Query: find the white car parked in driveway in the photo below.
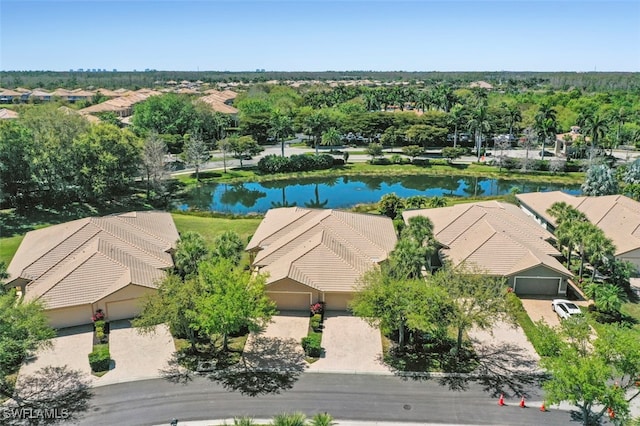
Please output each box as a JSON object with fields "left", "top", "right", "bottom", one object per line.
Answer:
{"left": 552, "top": 299, "right": 582, "bottom": 319}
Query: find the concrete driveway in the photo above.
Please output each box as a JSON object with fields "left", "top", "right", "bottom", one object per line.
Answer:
{"left": 19, "top": 325, "right": 94, "bottom": 382}
{"left": 20, "top": 321, "right": 175, "bottom": 387}
{"left": 96, "top": 320, "right": 175, "bottom": 386}
{"left": 307, "top": 313, "right": 388, "bottom": 374}
{"left": 469, "top": 319, "right": 540, "bottom": 374}
{"left": 520, "top": 296, "right": 589, "bottom": 328}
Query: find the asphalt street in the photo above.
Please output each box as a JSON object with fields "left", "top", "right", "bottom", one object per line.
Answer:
{"left": 79, "top": 373, "right": 578, "bottom": 426}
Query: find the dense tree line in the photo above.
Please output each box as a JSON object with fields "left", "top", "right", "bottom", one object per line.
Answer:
{"left": 2, "top": 70, "right": 639, "bottom": 91}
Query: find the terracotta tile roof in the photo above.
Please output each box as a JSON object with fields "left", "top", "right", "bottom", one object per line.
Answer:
{"left": 403, "top": 201, "right": 571, "bottom": 277}
{"left": 8, "top": 211, "right": 179, "bottom": 310}
{"left": 198, "top": 90, "right": 238, "bottom": 114}
{"left": 0, "top": 108, "right": 19, "bottom": 119}
{"left": 247, "top": 208, "right": 397, "bottom": 292}
{"left": 79, "top": 91, "right": 159, "bottom": 115}
{"left": 517, "top": 192, "right": 640, "bottom": 256}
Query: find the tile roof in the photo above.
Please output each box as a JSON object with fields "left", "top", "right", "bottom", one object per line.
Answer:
{"left": 517, "top": 192, "right": 640, "bottom": 256}
{"left": 403, "top": 201, "right": 571, "bottom": 277}
{"left": 247, "top": 208, "right": 397, "bottom": 292}
{"left": 197, "top": 90, "right": 238, "bottom": 114}
{"left": 8, "top": 211, "right": 179, "bottom": 310}
{"left": 0, "top": 108, "right": 19, "bottom": 119}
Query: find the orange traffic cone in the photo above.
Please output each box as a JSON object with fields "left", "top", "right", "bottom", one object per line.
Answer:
{"left": 498, "top": 393, "right": 505, "bottom": 406}
{"left": 540, "top": 402, "right": 547, "bottom": 412}
{"left": 608, "top": 407, "right": 615, "bottom": 419}
{"left": 519, "top": 396, "right": 526, "bottom": 408}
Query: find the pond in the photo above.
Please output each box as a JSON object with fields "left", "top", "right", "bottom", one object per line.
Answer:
{"left": 176, "top": 175, "right": 581, "bottom": 214}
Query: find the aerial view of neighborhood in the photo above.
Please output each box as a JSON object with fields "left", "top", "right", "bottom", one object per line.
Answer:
{"left": 1, "top": 1, "right": 640, "bottom": 425}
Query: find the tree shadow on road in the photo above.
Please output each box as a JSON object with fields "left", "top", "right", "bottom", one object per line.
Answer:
{"left": 207, "top": 336, "right": 307, "bottom": 397}
{"left": 7, "top": 366, "right": 93, "bottom": 426}
{"left": 159, "top": 335, "right": 307, "bottom": 397}
{"left": 395, "top": 340, "right": 544, "bottom": 399}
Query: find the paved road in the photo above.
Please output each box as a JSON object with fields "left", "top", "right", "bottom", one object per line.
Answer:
{"left": 80, "top": 373, "right": 575, "bottom": 426}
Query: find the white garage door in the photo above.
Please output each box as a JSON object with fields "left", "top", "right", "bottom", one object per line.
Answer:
{"left": 514, "top": 277, "right": 560, "bottom": 296}
{"left": 47, "top": 305, "right": 94, "bottom": 329}
{"left": 106, "top": 299, "right": 142, "bottom": 321}
{"left": 267, "top": 292, "right": 311, "bottom": 311}
{"left": 324, "top": 293, "right": 353, "bottom": 311}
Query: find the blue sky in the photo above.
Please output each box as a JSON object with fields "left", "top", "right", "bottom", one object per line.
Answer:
{"left": 1, "top": 1, "right": 639, "bottom": 72}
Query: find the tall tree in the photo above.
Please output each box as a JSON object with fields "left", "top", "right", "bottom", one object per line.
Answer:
{"left": 579, "top": 112, "right": 609, "bottom": 162}
{"left": 184, "top": 133, "right": 210, "bottom": 182}
{"left": 321, "top": 127, "right": 341, "bottom": 148}
{"left": 351, "top": 267, "right": 450, "bottom": 349}
{"left": 195, "top": 258, "right": 276, "bottom": 352}
{"left": 133, "top": 274, "right": 202, "bottom": 351}
{"left": 534, "top": 104, "right": 558, "bottom": 159}
{"left": 468, "top": 104, "right": 491, "bottom": 161}
{"left": 141, "top": 132, "right": 168, "bottom": 200}
{"left": 72, "top": 123, "right": 142, "bottom": 201}
{"left": 269, "top": 110, "right": 294, "bottom": 157}
{"left": 448, "top": 104, "right": 466, "bottom": 148}
{"left": 0, "top": 121, "right": 35, "bottom": 207}
{"left": 228, "top": 135, "right": 263, "bottom": 168}
{"left": 430, "top": 264, "right": 506, "bottom": 360}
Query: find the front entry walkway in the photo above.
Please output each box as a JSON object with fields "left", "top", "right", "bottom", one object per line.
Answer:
{"left": 307, "top": 312, "right": 389, "bottom": 374}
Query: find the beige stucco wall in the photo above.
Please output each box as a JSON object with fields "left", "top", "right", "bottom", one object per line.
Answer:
{"left": 95, "top": 285, "right": 156, "bottom": 313}
{"left": 268, "top": 278, "right": 320, "bottom": 300}
{"left": 617, "top": 249, "right": 640, "bottom": 272}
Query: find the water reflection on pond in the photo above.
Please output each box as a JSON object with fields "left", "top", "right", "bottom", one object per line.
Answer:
{"left": 177, "top": 175, "right": 581, "bottom": 214}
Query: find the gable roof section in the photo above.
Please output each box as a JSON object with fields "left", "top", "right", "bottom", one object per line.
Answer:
{"left": 247, "top": 208, "right": 397, "bottom": 292}
{"left": 403, "top": 201, "right": 571, "bottom": 277}
{"left": 8, "top": 211, "right": 178, "bottom": 309}
{"left": 516, "top": 192, "right": 640, "bottom": 256}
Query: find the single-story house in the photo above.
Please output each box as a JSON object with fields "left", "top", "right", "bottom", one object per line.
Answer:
{"left": 403, "top": 201, "right": 573, "bottom": 296}
{"left": 246, "top": 207, "right": 397, "bottom": 311}
{"left": 5, "top": 211, "right": 179, "bottom": 328}
{"left": 517, "top": 191, "right": 640, "bottom": 270}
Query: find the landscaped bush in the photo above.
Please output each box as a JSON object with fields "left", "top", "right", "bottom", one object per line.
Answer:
{"left": 390, "top": 154, "right": 408, "bottom": 164}
{"left": 257, "top": 154, "right": 336, "bottom": 174}
{"left": 369, "top": 157, "right": 391, "bottom": 165}
{"left": 301, "top": 332, "right": 322, "bottom": 357}
{"left": 88, "top": 344, "right": 111, "bottom": 372}
{"left": 310, "top": 313, "right": 322, "bottom": 332}
{"left": 411, "top": 158, "right": 430, "bottom": 166}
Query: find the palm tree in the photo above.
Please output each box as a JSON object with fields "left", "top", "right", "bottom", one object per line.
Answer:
{"left": 468, "top": 104, "right": 491, "bottom": 161}
{"left": 505, "top": 103, "right": 522, "bottom": 139}
{"left": 415, "top": 90, "right": 431, "bottom": 113}
{"left": 608, "top": 107, "right": 629, "bottom": 152}
{"left": 304, "top": 111, "right": 327, "bottom": 155}
{"left": 363, "top": 91, "right": 379, "bottom": 112}
{"left": 585, "top": 229, "right": 616, "bottom": 280}
{"left": 429, "top": 195, "right": 447, "bottom": 208}
{"left": 269, "top": 111, "right": 294, "bottom": 157}
{"left": 448, "top": 104, "right": 466, "bottom": 148}
{"left": 547, "top": 202, "right": 589, "bottom": 269}
{"left": 579, "top": 112, "right": 609, "bottom": 162}
{"left": 534, "top": 104, "right": 558, "bottom": 159}
{"left": 321, "top": 127, "right": 341, "bottom": 149}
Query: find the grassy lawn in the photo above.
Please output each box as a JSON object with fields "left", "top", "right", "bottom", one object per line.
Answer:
{"left": 171, "top": 212, "right": 261, "bottom": 247}
{"left": 0, "top": 234, "right": 24, "bottom": 265}
{"left": 179, "top": 162, "right": 584, "bottom": 187}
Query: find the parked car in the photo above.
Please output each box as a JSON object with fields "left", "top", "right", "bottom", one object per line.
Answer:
{"left": 552, "top": 299, "right": 582, "bottom": 319}
{"left": 539, "top": 150, "right": 554, "bottom": 157}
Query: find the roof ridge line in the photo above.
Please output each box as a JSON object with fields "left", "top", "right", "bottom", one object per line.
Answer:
{"left": 22, "top": 220, "right": 97, "bottom": 280}
{"left": 112, "top": 212, "right": 174, "bottom": 248}
{"left": 91, "top": 217, "right": 170, "bottom": 266}
{"left": 328, "top": 210, "right": 386, "bottom": 254}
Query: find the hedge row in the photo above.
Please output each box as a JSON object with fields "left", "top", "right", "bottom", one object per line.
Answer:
{"left": 257, "top": 154, "right": 341, "bottom": 174}
{"left": 301, "top": 332, "right": 322, "bottom": 357}
{"left": 88, "top": 344, "right": 111, "bottom": 372}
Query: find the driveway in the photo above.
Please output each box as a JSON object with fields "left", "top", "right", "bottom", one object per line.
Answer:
{"left": 307, "top": 313, "right": 388, "bottom": 373}
{"left": 19, "top": 321, "right": 175, "bottom": 387}
{"left": 96, "top": 320, "right": 175, "bottom": 386}
{"left": 520, "top": 296, "right": 589, "bottom": 328}
{"left": 242, "top": 312, "right": 309, "bottom": 370}
{"left": 19, "top": 325, "right": 94, "bottom": 382}
{"left": 469, "top": 319, "right": 540, "bottom": 374}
